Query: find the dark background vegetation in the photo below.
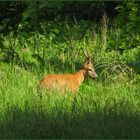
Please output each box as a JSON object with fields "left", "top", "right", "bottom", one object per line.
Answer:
{"left": 1, "top": 1, "right": 139, "bottom": 33}
{"left": 0, "top": 1, "right": 139, "bottom": 38}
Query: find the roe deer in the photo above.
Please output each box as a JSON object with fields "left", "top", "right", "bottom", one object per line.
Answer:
{"left": 40, "top": 51, "right": 98, "bottom": 93}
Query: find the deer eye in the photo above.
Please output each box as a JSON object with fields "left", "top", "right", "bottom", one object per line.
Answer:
{"left": 88, "top": 69, "right": 92, "bottom": 71}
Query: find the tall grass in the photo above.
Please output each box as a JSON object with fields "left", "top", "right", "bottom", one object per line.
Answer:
{"left": 0, "top": 63, "right": 140, "bottom": 138}
{"left": 0, "top": 15, "right": 140, "bottom": 138}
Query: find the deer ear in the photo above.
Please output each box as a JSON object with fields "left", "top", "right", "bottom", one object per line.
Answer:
{"left": 84, "top": 50, "right": 92, "bottom": 64}
{"left": 84, "top": 50, "right": 91, "bottom": 58}
{"left": 84, "top": 50, "right": 88, "bottom": 58}
{"left": 86, "top": 57, "right": 91, "bottom": 64}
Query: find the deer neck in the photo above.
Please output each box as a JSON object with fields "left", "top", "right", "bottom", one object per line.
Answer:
{"left": 75, "top": 69, "right": 86, "bottom": 86}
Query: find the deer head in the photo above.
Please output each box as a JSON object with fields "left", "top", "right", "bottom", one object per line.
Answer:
{"left": 83, "top": 50, "right": 98, "bottom": 79}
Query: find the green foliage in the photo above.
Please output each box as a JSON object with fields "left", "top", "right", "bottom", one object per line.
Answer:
{"left": 113, "top": 1, "right": 140, "bottom": 51}
{"left": 115, "top": 1, "right": 140, "bottom": 32}
{"left": 0, "top": 18, "right": 140, "bottom": 73}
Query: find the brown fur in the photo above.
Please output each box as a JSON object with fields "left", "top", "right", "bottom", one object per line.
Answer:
{"left": 40, "top": 51, "right": 97, "bottom": 93}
